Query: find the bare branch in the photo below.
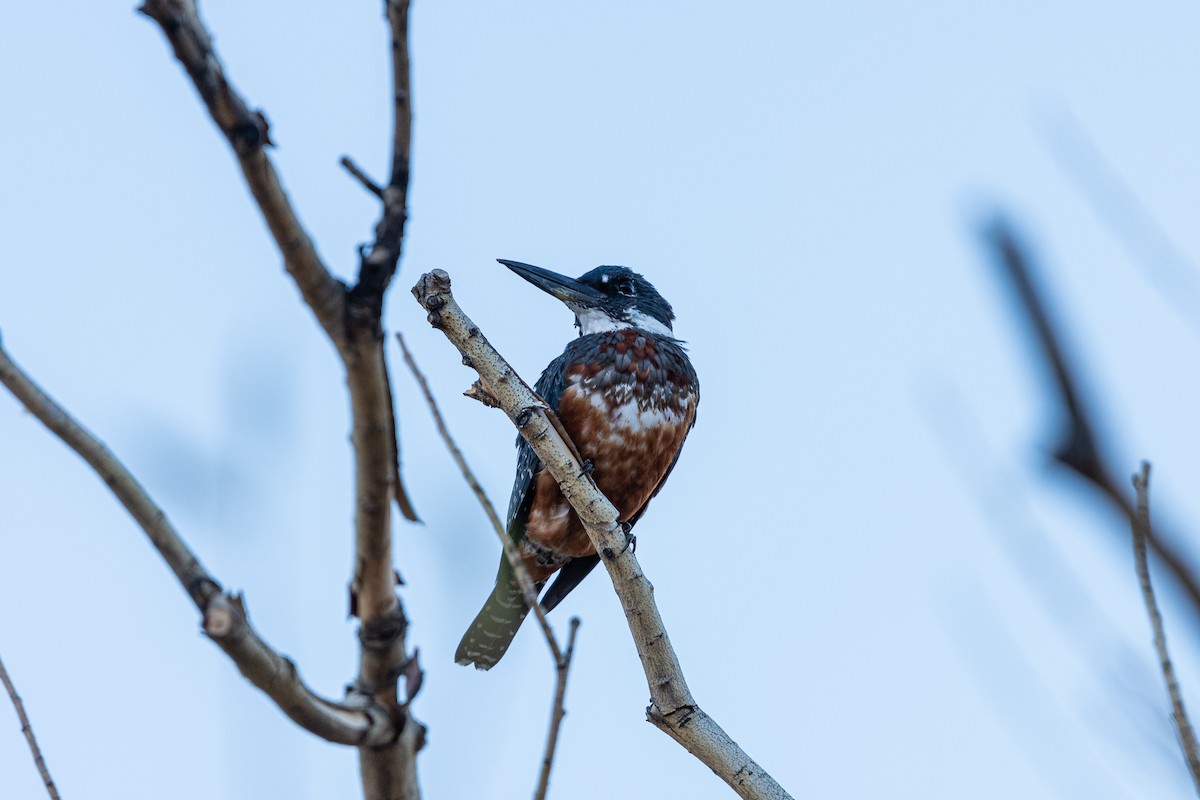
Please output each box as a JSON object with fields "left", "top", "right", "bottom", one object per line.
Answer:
{"left": 1131, "top": 463, "right": 1200, "bottom": 793}
{"left": 396, "top": 333, "right": 562, "bottom": 663}
{"left": 341, "top": 155, "right": 385, "bottom": 199}
{"left": 139, "top": 3, "right": 423, "bottom": 794}
{"left": 350, "top": 0, "right": 412, "bottom": 313}
{"left": 0, "top": 655, "right": 61, "bottom": 800}
{"left": 359, "top": 715, "right": 425, "bottom": 800}
{"left": 464, "top": 380, "right": 501, "bottom": 408}
{"left": 345, "top": 4, "right": 423, "bottom": 794}
{"left": 979, "top": 216, "right": 1200, "bottom": 622}
{"left": 139, "top": 0, "right": 348, "bottom": 349}
{"left": 535, "top": 617, "right": 581, "bottom": 800}
{"left": 0, "top": 339, "right": 397, "bottom": 746}
{"left": 412, "top": 270, "right": 792, "bottom": 800}
{"left": 139, "top": 0, "right": 418, "bottom": 532}
{"left": 387, "top": 0, "right": 413, "bottom": 194}
{"left": 1, "top": 338, "right": 209, "bottom": 603}
{"left": 335, "top": 0, "right": 420, "bottom": 538}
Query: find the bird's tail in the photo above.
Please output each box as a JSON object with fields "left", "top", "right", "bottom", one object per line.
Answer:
{"left": 455, "top": 558, "right": 532, "bottom": 670}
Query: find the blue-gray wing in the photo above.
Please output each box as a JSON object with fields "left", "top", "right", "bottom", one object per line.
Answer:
{"left": 505, "top": 349, "right": 573, "bottom": 540}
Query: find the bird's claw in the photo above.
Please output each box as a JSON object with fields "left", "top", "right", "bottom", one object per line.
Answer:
{"left": 580, "top": 458, "right": 595, "bottom": 476}
{"left": 619, "top": 522, "right": 636, "bottom": 555}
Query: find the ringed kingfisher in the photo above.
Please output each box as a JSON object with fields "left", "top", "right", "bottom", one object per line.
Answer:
{"left": 455, "top": 260, "right": 700, "bottom": 670}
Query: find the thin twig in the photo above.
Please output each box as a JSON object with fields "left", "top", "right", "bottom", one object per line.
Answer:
{"left": 0, "top": 340, "right": 396, "bottom": 746}
{"left": 396, "top": 333, "right": 561, "bottom": 662}
{"left": 979, "top": 216, "right": 1200, "bottom": 623}
{"left": 412, "top": 270, "right": 792, "bottom": 800}
{"left": 340, "top": 155, "right": 385, "bottom": 198}
{"left": 0, "top": 655, "right": 61, "bottom": 800}
{"left": 399, "top": 334, "right": 583, "bottom": 798}
{"left": 535, "top": 617, "right": 581, "bottom": 800}
{"left": 1131, "top": 463, "right": 1200, "bottom": 793}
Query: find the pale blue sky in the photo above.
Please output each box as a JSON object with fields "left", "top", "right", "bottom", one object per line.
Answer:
{"left": 3, "top": 1, "right": 1200, "bottom": 798}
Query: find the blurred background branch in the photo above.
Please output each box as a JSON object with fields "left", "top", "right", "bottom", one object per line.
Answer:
{"left": 979, "top": 216, "right": 1200, "bottom": 623}
{"left": 1039, "top": 108, "right": 1200, "bottom": 337}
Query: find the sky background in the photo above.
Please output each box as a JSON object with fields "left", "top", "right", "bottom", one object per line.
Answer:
{"left": 3, "top": 1, "right": 1200, "bottom": 798}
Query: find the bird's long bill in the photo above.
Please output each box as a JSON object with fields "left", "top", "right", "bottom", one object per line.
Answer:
{"left": 498, "top": 260, "right": 604, "bottom": 307}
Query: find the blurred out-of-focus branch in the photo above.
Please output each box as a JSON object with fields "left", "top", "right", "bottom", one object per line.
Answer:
{"left": 979, "top": 217, "right": 1200, "bottom": 623}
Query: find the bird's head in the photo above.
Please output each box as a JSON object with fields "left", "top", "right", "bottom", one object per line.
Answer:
{"left": 499, "top": 260, "right": 675, "bottom": 337}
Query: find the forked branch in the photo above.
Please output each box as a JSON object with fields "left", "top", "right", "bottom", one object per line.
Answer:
{"left": 412, "top": 270, "right": 792, "bottom": 800}
{"left": 138, "top": 3, "right": 422, "bottom": 795}
{"left": 980, "top": 217, "right": 1200, "bottom": 622}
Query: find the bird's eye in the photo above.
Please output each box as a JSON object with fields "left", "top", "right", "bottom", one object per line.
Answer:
{"left": 616, "top": 279, "right": 636, "bottom": 297}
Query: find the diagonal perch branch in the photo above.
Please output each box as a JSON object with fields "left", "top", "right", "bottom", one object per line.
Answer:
{"left": 412, "top": 269, "right": 792, "bottom": 800}
{"left": 1130, "top": 463, "right": 1200, "bottom": 793}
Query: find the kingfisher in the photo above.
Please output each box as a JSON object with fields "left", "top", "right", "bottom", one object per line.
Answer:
{"left": 455, "top": 260, "right": 700, "bottom": 670}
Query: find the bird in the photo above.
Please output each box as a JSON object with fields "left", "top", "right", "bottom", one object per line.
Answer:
{"left": 455, "top": 260, "right": 700, "bottom": 670}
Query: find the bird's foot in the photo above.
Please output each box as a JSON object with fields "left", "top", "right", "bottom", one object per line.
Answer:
{"left": 619, "top": 522, "right": 637, "bottom": 555}
{"left": 580, "top": 458, "right": 595, "bottom": 476}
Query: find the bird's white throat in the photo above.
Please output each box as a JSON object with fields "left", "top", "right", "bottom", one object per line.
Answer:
{"left": 571, "top": 306, "right": 673, "bottom": 337}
